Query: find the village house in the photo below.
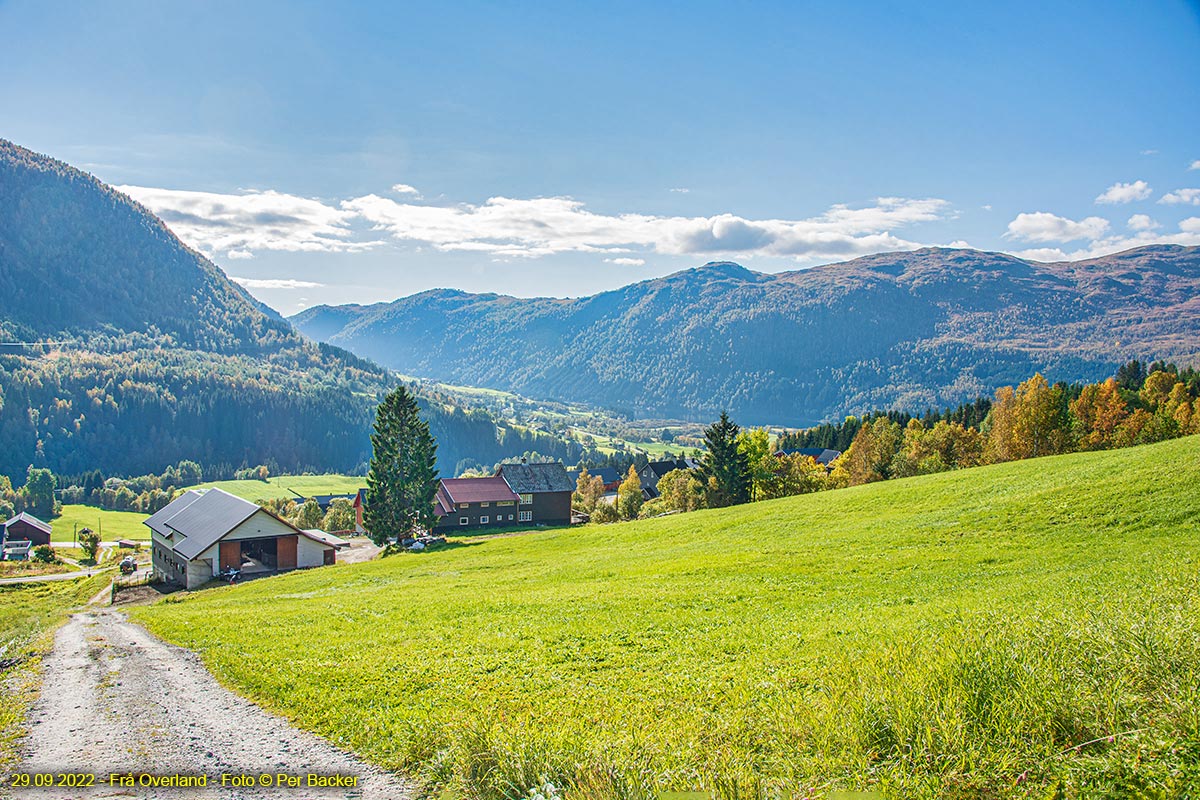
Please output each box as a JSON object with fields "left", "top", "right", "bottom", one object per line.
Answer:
{"left": 566, "top": 466, "right": 623, "bottom": 492}
{"left": 639, "top": 458, "right": 701, "bottom": 500}
{"left": 3, "top": 512, "right": 52, "bottom": 548}
{"left": 494, "top": 461, "right": 575, "bottom": 527}
{"left": 432, "top": 476, "right": 521, "bottom": 532}
{"left": 146, "top": 488, "right": 337, "bottom": 590}
{"left": 774, "top": 448, "right": 842, "bottom": 469}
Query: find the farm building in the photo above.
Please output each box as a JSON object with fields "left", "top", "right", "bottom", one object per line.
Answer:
{"left": 146, "top": 488, "right": 337, "bottom": 590}
{"left": 774, "top": 448, "right": 842, "bottom": 468}
{"left": 3, "top": 512, "right": 52, "bottom": 548}
{"left": 639, "top": 458, "right": 701, "bottom": 499}
{"left": 432, "top": 477, "right": 520, "bottom": 532}
{"left": 429, "top": 461, "right": 576, "bottom": 533}
{"left": 495, "top": 461, "right": 575, "bottom": 526}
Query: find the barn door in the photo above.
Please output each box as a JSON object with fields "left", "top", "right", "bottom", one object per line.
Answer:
{"left": 219, "top": 541, "right": 241, "bottom": 571}
{"left": 277, "top": 535, "right": 297, "bottom": 570}
{"left": 323, "top": 549, "right": 336, "bottom": 566}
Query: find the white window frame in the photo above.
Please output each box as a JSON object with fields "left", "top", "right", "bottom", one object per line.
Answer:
{"left": 459, "top": 517, "right": 469, "bottom": 525}
{"left": 480, "top": 515, "right": 490, "bottom": 524}
{"left": 481, "top": 501, "right": 489, "bottom": 507}
{"left": 519, "top": 510, "right": 532, "bottom": 522}
{"left": 519, "top": 493, "right": 533, "bottom": 505}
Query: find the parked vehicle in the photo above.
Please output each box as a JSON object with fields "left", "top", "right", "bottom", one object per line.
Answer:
{"left": 118, "top": 555, "right": 137, "bottom": 575}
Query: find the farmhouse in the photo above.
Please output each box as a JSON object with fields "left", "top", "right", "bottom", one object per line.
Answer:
{"left": 432, "top": 476, "right": 521, "bottom": 532}
{"left": 146, "top": 488, "right": 337, "bottom": 590}
{"left": 3, "top": 512, "right": 52, "bottom": 548}
{"left": 639, "top": 458, "right": 701, "bottom": 499}
{"left": 495, "top": 461, "right": 575, "bottom": 526}
{"left": 775, "top": 448, "right": 842, "bottom": 468}
{"left": 566, "top": 466, "right": 623, "bottom": 491}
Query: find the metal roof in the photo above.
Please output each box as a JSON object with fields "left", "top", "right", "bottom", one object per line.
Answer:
{"left": 301, "top": 529, "right": 351, "bottom": 549}
{"left": 3, "top": 512, "right": 52, "bottom": 535}
{"left": 496, "top": 462, "right": 575, "bottom": 494}
{"left": 143, "top": 490, "right": 202, "bottom": 537}
{"left": 439, "top": 477, "right": 521, "bottom": 504}
{"left": 156, "top": 488, "right": 261, "bottom": 560}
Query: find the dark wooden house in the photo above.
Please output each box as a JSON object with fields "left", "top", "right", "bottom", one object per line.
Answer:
{"left": 3, "top": 512, "right": 52, "bottom": 547}
{"left": 494, "top": 462, "right": 575, "bottom": 526}
{"left": 432, "top": 477, "right": 521, "bottom": 532}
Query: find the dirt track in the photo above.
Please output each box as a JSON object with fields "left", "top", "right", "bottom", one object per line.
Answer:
{"left": 9, "top": 609, "right": 411, "bottom": 800}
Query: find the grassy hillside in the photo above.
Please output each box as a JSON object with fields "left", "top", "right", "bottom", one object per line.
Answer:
{"left": 134, "top": 437, "right": 1200, "bottom": 798}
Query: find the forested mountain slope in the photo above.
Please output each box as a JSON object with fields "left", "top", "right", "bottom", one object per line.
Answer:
{"left": 294, "top": 247, "right": 1200, "bottom": 425}
{"left": 0, "top": 140, "right": 578, "bottom": 481}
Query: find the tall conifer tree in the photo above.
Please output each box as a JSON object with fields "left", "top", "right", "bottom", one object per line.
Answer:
{"left": 698, "top": 411, "right": 751, "bottom": 507}
{"left": 365, "top": 386, "right": 439, "bottom": 545}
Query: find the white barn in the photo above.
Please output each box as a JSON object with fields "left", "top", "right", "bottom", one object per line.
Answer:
{"left": 146, "top": 488, "right": 336, "bottom": 590}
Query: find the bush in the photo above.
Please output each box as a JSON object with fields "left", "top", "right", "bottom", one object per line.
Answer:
{"left": 30, "top": 545, "right": 58, "bottom": 564}
{"left": 589, "top": 503, "right": 618, "bottom": 524}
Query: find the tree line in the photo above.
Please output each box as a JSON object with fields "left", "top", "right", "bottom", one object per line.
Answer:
{"left": 573, "top": 360, "right": 1200, "bottom": 523}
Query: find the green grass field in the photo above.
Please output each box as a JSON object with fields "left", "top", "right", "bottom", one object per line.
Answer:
{"left": 134, "top": 437, "right": 1200, "bottom": 799}
{"left": 50, "top": 504, "right": 151, "bottom": 542}
{"left": 0, "top": 575, "right": 109, "bottom": 770}
{"left": 194, "top": 473, "right": 364, "bottom": 502}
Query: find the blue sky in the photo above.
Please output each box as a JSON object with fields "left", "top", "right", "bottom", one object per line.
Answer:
{"left": 2, "top": 0, "right": 1199, "bottom": 311}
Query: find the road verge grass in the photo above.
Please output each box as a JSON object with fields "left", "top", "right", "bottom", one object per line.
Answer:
{"left": 0, "top": 575, "right": 109, "bottom": 773}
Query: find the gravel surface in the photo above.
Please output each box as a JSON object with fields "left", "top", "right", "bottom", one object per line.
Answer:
{"left": 10, "top": 609, "right": 412, "bottom": 800}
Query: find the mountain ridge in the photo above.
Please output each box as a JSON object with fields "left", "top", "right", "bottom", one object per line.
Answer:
{"left": 292, "top": 245, "right": 1200, "bottom": 425}
{"left": 0, "top": 139, "right": 582, "bottom": 480}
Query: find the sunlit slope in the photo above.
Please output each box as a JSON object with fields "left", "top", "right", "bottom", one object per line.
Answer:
{"left": 136, "top": 436, "right": 1200, "bottom": 798}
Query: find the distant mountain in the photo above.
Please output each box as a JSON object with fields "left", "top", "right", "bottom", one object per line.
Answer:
{"left": 293, "top": 246, "right": 1200, "bottom": 426}
{"left": 0, "top": 140, "right": 579, "bottom": 481}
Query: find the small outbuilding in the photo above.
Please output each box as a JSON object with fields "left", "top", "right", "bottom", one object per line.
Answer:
{"left": 146, "top": 488, "right": 336, "bottom": 590}
{"left": 3, "top": 512, "right": 52, "bottom": 547}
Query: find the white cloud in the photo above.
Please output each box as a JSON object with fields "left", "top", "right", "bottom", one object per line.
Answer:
{"left": 1159, "top": 188, "right": 1200, "bottom": 205}
{"left": 118, "top": 185, "right": 376, "bottom": 260}
{"left": 605, "top": 257, "right": 645, "bottom": 266}
{"left": 1095, "top": 180, "right": 1152, "bottom": 204}
{"left": 1140, "top": 149, "right": 1158, "bottom": 156}
{"left": 1189, "top": 160, "right": 1200, "bottom": 171}
{"left": 981, "top": 204, "right": 992, "bottom": 211}
{"left": 1005, "top": 212, "right": 1110, "bottom": 243}
{"left": 343, "top": 194, "right": 952, "bottom": 260}
{"left": 1009, "top": 218, "right": 1200, "bottom": 262}
{"left": 1127, "top": 214, "right": 1159, "bottom": 232}
{"left": 669, "top": 187, "right": 690, "bottom": 193}
{"left": 391, "top": 183, "right": 422, "bottom": 197}
{"left": 231, "top": 277, "right": 326, "bottom": 290}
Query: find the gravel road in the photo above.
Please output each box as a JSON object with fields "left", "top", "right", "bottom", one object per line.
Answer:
{"left": 9, "top": 609, "right": 412, "bottom": 800}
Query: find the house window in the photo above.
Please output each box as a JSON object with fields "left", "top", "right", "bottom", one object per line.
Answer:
{"left": 508, "top": 514, "right": 514, "bottom": 521}
{"left": 498, "top": 501, "right": 514, "bottom": 507}
{"left": 519, "top": 511, "right": 532, "bottom": 522}
{"left": 481, "top": 501, "right": 489, "bottom": 507}
{"left": 459, "top": 503, "right": 469, "bottom": 509}
{"left": 519, "top": 493, "right": 533, "bottom": 505}
{"left": 459, "top": 517, "right": 469, "bottom": 525}
{"left": 480, "top": 515, "right": 490, "bottom": 524}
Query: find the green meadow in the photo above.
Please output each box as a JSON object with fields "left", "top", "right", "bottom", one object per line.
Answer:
{"left": 194, "top": 473, "right": 364, "bottom": 502}
{"left": 50, "top": 504, "right": 151, "bottom": 542}
{"left": 134, "top": 437, "right": 1200, "bottom": 799}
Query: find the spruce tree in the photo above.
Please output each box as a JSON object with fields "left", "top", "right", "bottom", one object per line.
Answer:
{"left": 698, "top": 410, "right": 751, "bottom": 508}
{"left": 365, "top": 386, "right": 439, "bottom": 545}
